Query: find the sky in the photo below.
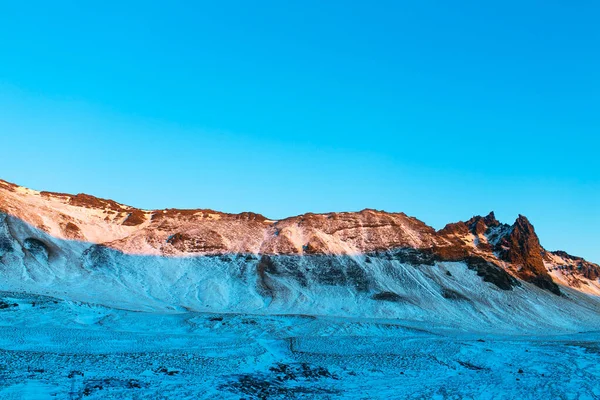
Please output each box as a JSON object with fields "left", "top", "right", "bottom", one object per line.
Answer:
{"left": 0, "top": 1, "right": 598, "bottom": 261}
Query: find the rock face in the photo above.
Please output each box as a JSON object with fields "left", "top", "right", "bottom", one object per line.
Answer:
{"left": 0, "top": 178, "right": 598, "bottom": 297}
{"left": 550, "top": 251, "right": 600, "bottom": 281}
{"left": 496, "top": 215, "right": 560, "bottom": 295}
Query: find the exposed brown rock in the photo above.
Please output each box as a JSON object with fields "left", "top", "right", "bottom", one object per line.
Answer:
{"left": 437, "top": 221, "right": 470, "bottom": 237}
{"left": 166, "top": 231, "right": 226, "bottom": 253}
{"left": 0, "top": 180, "right": 17, "bottom": 192}
{"left": 303, "top": 235, "right": 329, "bottom": 254}
{"left": 432, "top": 245, "right": 471, "bottom": 261}
{"left": 465, "top": 212, "right": 500, "bottom": 235}
{"left": 122, "top": 210, "right": 146, "bottom": 226}
{"left": 472, "top": 219, "right": 488, "bottom": 236}
{"left": 235, "top": 212, "right": 268, "bottom": 222}
{"left": 260, "top": 233, "right": 300, "bottom": 254}
{"left": 152, "top": 209, "right": 220, "bottom": 221}
{"left": 497, "top": 215, "right": 560, "bottom": 295}
{"left": 440, "top": 212, "right": 500, "bottom": 238}
{"left": 62, "top": 222, "right": 84, "bottom": 240}
{"left": 551, "top": 250, "right": 600, "bottom": 281}
{"left": 476, "top": 241, "right": 494, "bottom": 252}
{"left": 39, "top": 191, "right": 126, "bottom": 212}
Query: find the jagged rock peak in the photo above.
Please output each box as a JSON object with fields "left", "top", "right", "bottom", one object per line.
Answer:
{"left": 483, "top": 211, "right": 500, "bottom": 227}
{"left": 514, "top": 214, "right": 534, "bottom": 231}
{"left": 498, "top": 214, "right": 561, "bottom": 295}
{"left": 438, "top": 211, "right": 501, "bottom": 238}
{"left": 465, "top": 211, "right": 501, "bottom": 235}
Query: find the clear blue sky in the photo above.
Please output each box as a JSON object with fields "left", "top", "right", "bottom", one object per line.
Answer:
{"left": 0, "top": 1, "right": 598, "bottom": 262}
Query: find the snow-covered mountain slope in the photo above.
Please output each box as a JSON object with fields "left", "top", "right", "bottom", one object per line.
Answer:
{"left": 1, "top": 178, "right": 599, "bottom": 333}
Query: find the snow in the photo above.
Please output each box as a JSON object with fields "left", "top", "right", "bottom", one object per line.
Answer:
{"left": 0, "top": 291, "right": 599, "bottom": 399}
{"left": 0, "top": 185, "right": 149, "bottom": 247}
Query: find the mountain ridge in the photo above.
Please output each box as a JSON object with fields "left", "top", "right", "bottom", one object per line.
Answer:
{"left": 0, "top": 178, "right": 598, "bottom": 298}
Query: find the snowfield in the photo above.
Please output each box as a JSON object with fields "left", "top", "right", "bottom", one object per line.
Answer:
{"left": 1, "top": 292, "right": 599, "bottom": 399}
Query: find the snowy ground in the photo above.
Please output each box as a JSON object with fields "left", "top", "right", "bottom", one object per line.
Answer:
{"left": 1, "top": 291, "right": 599, "bottom": 399}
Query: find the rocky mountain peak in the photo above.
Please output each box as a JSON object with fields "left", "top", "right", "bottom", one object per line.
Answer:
{"left": 483, "top": 211, "right": 500, "bottom": 227}
{"left": 514, "top": 214, "right": 534, "bottom": 232}
{"left": 444, "top": 211, "right": 501, "bottom": 238}
{"left": 497, "top": 215, "right": 561, "bottom": 295}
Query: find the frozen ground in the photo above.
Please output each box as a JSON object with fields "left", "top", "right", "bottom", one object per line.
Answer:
{"left": 1, "top": 291, "right": 599, "bottom": 399}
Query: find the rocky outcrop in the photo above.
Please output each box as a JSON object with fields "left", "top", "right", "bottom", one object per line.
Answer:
{"left": 166, "top": 230, "right": 226, "bottom": 253}
{"left": 62, "top": 222, "right": 84, "bottom": 240}
{"left": 0, "top": 179, "right": 17, "bottom": 192}
{"left": 496, "top": 216, "right": 560, "bottom": 295}
{"left": 548, "top": 250, "right": 600, "bottom": 281}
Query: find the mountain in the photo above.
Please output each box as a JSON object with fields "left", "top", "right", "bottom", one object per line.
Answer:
{"left": 1, "top": 178, "right": 599, "bottom": 333}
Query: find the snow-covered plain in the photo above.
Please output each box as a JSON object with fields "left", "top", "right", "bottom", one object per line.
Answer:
{"left": 1, "top": 291, "right": 599, "bottom": 399}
